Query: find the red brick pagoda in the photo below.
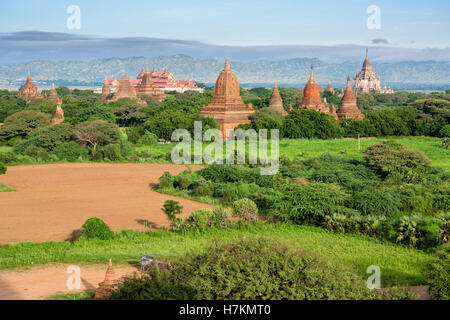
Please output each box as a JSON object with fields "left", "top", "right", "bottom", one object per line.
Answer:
{"left": 18, "top": 73, "right": 42, "bottom": 102}
{"left": 200, "top": 59, "right": 254, "bottom": 139}
{"left": 337, "top": 76, "right": 365, "bottom": 120}
{"left": 268, "top": 82, "right": 287, "bottom": 116}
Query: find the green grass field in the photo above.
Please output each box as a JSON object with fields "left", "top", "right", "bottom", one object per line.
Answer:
{"left": 1, "top": 137, "right": 448, "bottom": 170}
{"left": 134, "top": 136, "right": 449, "bottom": 170}
{"left": 0, "top": 223, "right": 432, "bottom": 286}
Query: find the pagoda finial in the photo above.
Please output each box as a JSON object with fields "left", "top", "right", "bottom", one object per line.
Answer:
{"left": 51, "top": 83, "right": 55, "bottom": 90}
{"left": 104, "top": 76, "right": 109, "bottom": 85}
{"left": 366, "top": 48, "right": 369, "bottom": 59}
{"left": 274, "top": 81, "right": 278, "bottom": 89}
{"left": 346, "top": 76, "right": 351, "bottom": 88}
{"left": 224, "top": 58, "right": 230, "bottom": 71}
{"left": 146, "top": 64, "right": 149, "bottom": 72}
{"left": 309, "top": 66, "right": 314, "bottom": 82}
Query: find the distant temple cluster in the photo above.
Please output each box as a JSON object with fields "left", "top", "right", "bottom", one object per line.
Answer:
{"left": 16, "top": 49, "right": 390, "bottom": 137}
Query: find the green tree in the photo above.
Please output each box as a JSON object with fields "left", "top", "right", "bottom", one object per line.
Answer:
{"left": 74, "top": 120, "right": 120, "bottom": 156}
{"left": 0, "top": 110, "right": 50, "bottom": 140}
{"left": 162, "top": 200, "right": 183, "bottom": 227}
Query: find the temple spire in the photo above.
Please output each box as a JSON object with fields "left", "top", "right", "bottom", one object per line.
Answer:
{"left": 309, "top": 66, "right": 315, "bottom": 82}
{"left": 346, "top": 76, "right": 351, "bottom": 88}
{"left": 224, "top": 58, "right": 230, "bottom": 71}
{"left": 146, "top": 64, "right": 149, "bottom": 72}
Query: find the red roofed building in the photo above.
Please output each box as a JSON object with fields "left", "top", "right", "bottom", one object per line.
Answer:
{"left": 97, "top": 66, "right": 204, "bottom": 96}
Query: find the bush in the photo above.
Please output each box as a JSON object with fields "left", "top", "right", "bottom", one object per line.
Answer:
{"left": 271, "top": 183, "right": 353, "bottom": 225}
{"left": 440, "top": 124, "right": 450, "bottom": 137}
{"left": 53, "top": 141, "right": 89, "bottom": 161}
{"left": 158, "top": 171, "right": 175, "bottom": 189}
{"left": 352, "top": 188, "right": 402, "bottom": 217}
{"left": 138, "top": 131, "right": 158, "bottom": 145}
{"left": 394, "top": 215, "right": 443, "bottom": 248}
{"left": 0, "top": 152, "right": 18, "bottom": 164}
{"left": 363, "top": 141, "right": 431, "bottom": 175}
{"left": 232, "top": 198, "right": 259, "bottom": 222}
{"left": 181, "top": 207, "right": 232, "bottom": 231}
{"left": 0, "top": 162, "right": 6, "bottom": 175}
{"left": 95, "top": 144, "right": 122, "bottom": 161}
{"left": 192, "top": 180, "right": 214, "bottom": 197}
{"left": 423, "top": 243, "right": 450, "bottom": 300}
{"left": 80, "top": 217, "right": 114, "bottom": 240}
{"left": 24, "top": 145, "right": 49, "bottom": 161}
{"left": 110, "top": 238, "right": 405, "bottom": 300}
{"left": 124, "top": 127, "right": 145, "bottom": 144}
{"left": 443, "top": 138, "right": 450, "bottom": 149}
{"left": 324, "top": 214, "right": 388, "bottom": 237}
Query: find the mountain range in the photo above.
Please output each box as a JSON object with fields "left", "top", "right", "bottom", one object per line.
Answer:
{"left": 1, "top": 54, "right": 449, "bottom": 90}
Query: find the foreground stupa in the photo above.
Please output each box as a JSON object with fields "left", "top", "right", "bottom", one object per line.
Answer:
{"left": 94, "top": 259, "right": 117, "bottom": 300}
{"left": 268, "top": 82, "right": 287, "bottom": 116}
{"left": 136, "top": 65, "right": 166, "bottom": 102}
{"left": 338, "top": 76, "right": 365, "bottom": 120}
{"left": 18, "top": 73, "right": 42, "bottom": 102}
{"left": 200, "top": 59, "right": 254, "bottom": 139}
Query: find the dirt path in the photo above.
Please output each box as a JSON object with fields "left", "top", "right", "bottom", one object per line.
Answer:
{"left": 0, "top": 163, "right": 213, "bottom": 244}
{"left": 0, "top": 263, "right": 137, "bottom": 300}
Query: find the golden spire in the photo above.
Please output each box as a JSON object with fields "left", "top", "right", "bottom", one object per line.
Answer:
{"left": 104, "top": 76, "right": 109, "bottom": 85}
{"left": 309, "top": 66, "right": 315, "bottom": 82}
{"left": 274, "top": 81, "right": 278, "bottom": 89}
{"left": 146, "top": 64, "right": 149, "bottom": 72}
{"left": 51, "top": 83, "right": 55, "bottom": 90}
{"left": 224, "top": 58, "right": 230, "bottom": 71}
{"left": 346, "top": 76, "right": 351, "bottom": 88}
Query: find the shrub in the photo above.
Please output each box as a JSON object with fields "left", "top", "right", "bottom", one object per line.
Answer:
{"left": 363, "top": 141, "right": 431, "bottom": 175}
{"left": 0, "top": 152, "right": 18, "bottom": 164}
{"left": 124, "top": 127, "right": 145, "bottom": 144}
{"left": 53, "top": 141, "right": 89, "bottom": 161}
{"left": 352, "top": 188, "right": 402, "bottom": 217}
{"left": 181, "top": 207, "right": 233, "bottom": 232}
{"left": 0, "top": 162, "right": 6, "bottom": 175}
{"left": 192, "top": 180, "right": 214, "bottom": 197}
{"left": 271, "top": 183, "right": 353, "bottom": 225}
{"left": 158, "top": 171, "right": 175, "bottom": 189}
{"left": 439, "top": 124, "right": 450, "bottom": 137}
{"left": 138, "top": 131, "right": 158, "bottom": 145}
{"left": 24, "top": 145, "right": 49, "bottom": 161}
{"left": 232, "top": 198, "right": 259, "bottom": 222}
{"left": 423, "top": 243, "right": 450, "bottom": 300}
{"left": 80, "top": 217, "right": 114, "bottom": 240}
{"left": 95, "top": 144, "right": 122, "bottom": 161}
{"left": 443, "top": 138, "right": 450, "bottom": 149}
{"left": 110, "top": 238, "right": 404, "bottom": 300}
{"left": 324, "top": 214, "right": 389, "bottom": 237}
{"left": 0, "top": 110, "right": 50, "bottom": 140}
{"left": 394, "top": 215, "right": 443, "bottom": 248}
{"left": 6, "top": 137, "right": 23, "bottom": 147}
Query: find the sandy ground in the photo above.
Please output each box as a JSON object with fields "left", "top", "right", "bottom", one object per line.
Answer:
{"left": 0, "top": 163, "right": 213, "bottom": 244}
{"left": 0, "top": 264, "right": 138, "bottom": 300}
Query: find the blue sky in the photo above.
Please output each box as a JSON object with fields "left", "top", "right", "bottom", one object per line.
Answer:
{"left": 1, "top": 0, "right": 449, "bottom": 48}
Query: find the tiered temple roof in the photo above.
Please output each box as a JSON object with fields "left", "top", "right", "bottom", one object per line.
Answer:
{"left": 337, "top": 76, "right": 365, "bottom": 120}
{"left": 135, "top": 65, "right": 166, "bottom": 102}
{"left": 268, "top": 82, "right": 287, "bottom": 116}
{"left": 200, "top": 59, "right": 254, "bottom": 139}
{"left": 353, "top": 49, "right": 383, "bottom": 94}
{"left": 18, "top": 73, "right": 42, "bottom": 102}
{"left": 47, "top": 83, "right": 62, "bottom": 104}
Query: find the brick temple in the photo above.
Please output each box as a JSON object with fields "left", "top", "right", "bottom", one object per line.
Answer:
{"left": 200, "top": 59, "right": 254, "bottom": 139}
{"left": 268, "top": 82, "right": 287, "bottom": 116}
{"left": 18, "top": 73, "right": 42, "bottom": 102}
{"left": 337, "top": 76, "right": 365, "bottom": 120}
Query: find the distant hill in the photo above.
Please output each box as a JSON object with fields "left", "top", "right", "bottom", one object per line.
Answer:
{"left": 1, "top": 54, "right": 449, "bottom": 90}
